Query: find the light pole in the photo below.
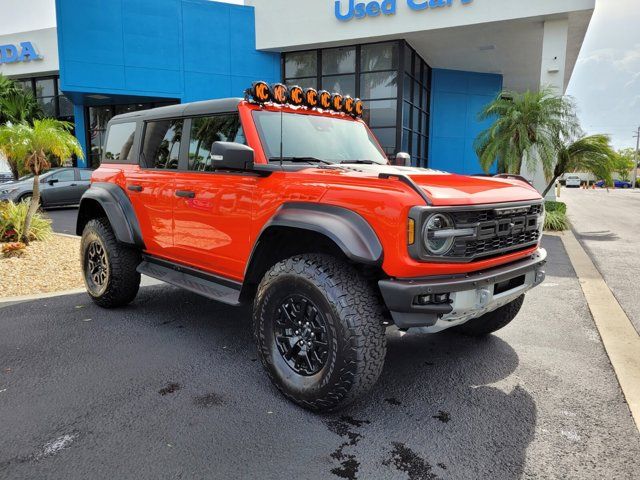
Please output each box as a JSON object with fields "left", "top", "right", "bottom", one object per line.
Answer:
{"left": 633, "top": 127, "right": 640, "bottom": 190}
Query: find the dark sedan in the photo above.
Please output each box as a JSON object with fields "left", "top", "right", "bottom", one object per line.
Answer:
{"left": 0, "top": 168, "right": 93, "bottom": 208}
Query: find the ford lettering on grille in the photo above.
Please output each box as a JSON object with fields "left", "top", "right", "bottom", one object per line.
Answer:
{"left": 446, "top": 204, "right": 543, "bottom": 259}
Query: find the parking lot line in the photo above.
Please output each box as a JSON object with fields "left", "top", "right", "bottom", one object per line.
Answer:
{"left": 559, "top": 229, "right": 640, "bottom": 431}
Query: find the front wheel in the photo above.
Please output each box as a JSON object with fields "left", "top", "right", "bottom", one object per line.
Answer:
{"left": 81, "top": 218, "right": 141, "bottom": 308}
{"left": 253, "top": 254, "right": 387, "bottom": 411}
{"left": 452, "top": 294, "right": 525, "bottom": 337}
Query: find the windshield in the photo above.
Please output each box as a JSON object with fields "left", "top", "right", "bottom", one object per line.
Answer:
{"left": 253, "top": 111, "right": 388, "bottom": 164}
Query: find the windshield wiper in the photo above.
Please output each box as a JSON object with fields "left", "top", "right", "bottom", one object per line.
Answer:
{"left": 339, "top": 160, "right": 377, "bottom": 165}
{"left": 270, "top": 156, "right": 334, "bottom": 165}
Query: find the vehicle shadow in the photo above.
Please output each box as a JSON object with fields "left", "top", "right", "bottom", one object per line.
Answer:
{"left": 131, "top": 285, "right": 535, "bottom": 479}
{"left": 348, "top": 330, "right": 536, "bottom": 479}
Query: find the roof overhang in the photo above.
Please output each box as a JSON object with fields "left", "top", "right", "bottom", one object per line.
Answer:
{"left": 246, "top": 0, "right": 595, "bottom": 92}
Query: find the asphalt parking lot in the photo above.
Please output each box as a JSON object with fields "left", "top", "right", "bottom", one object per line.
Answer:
{"left": 1, "top": 235, "right": 639, "bottom": 480}
{"left": 43, "top": 207, "right": 78, "bottom": 236}
{"left": 562, "top": 188, "right": 640, "bottom": 334}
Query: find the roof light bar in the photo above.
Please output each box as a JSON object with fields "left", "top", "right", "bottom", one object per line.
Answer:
{"left": 246, "top": 81, "right": 362, "bottom": 117}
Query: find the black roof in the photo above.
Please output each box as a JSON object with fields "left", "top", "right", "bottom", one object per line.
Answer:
{"left": 109, "top": 98, "right": 244, "bottom": 123}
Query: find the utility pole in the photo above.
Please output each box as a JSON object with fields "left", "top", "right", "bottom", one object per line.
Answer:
{"left": 633, "top": 127, "right": 640, "bottom": 190}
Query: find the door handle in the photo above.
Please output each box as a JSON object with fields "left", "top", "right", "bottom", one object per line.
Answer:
{"left": 70, "top": 183, "right": 77, "bottom": 186}
{"left": 128, "top": 185, "right": 143, "bottom": 192}
{"left": 175, "top": 190, "right": 195, "bottom": 199}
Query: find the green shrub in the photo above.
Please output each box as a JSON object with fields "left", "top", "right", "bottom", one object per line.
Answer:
{"left": 0, "top": 200, "right": 52, "bottom": 242}
{"left": 544, "top": 210, "right": 568, "bottom": 231}
{"left": 545, "top": 200, "right": 567, "bottom": 214}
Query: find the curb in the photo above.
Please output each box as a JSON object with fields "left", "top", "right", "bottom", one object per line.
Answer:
{"left": 0, "top": 288, "right": 87, "bottom": 308}
{"left": 559, "top": 227, "right": 640, "bottom": 432}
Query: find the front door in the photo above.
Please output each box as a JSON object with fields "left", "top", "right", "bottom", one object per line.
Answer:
{"left": 40, "top": 168, "right": 77, "bottom": 206}
{"left": 171, "top": 114, "right": 255, "bottom": 282}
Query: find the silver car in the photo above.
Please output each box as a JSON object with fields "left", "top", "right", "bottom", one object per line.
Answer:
{"left": 0, "top": 168, "right": 93, "bottom": 208}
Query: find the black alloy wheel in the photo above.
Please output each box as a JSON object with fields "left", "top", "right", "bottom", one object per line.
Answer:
{"left": 85, "top": 240, "right": 109, "bottom": 295}
{"left": 274, "top": 294, "right": 331, "bottom": 376}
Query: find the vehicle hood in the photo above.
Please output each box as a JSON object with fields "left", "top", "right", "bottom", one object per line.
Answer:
{"left": 331, "top": 164, "right": 541, "bottom": 206}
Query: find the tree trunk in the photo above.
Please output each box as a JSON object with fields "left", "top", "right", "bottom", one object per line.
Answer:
{"left": 542, "top": 175, "right": 559, "bottom": 198}
{"left": 21, "top": 174, "right": 40, "bottom": 245}
{"left": 9, "top": 159, "right": 19, "bottom": 181}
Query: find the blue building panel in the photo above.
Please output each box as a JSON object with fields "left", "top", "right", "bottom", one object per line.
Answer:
{"left": 56, "top": 0, "right": 281, "bottom": 165}
{"left": 429, "top": 69, "right": 502, "bottom": 175}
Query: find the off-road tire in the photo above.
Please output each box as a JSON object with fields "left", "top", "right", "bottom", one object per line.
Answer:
{"left": 452, "top": 294, "right": 525, "bottom": 337}
{"left": 81, "top": 217, "right": 141, "bottom": 308}
{"left": 253, "top": 254, "right": 387, "bottom": 411}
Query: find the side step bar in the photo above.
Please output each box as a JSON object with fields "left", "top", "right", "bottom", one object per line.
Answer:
{"left": 137, "top": 256, "right": 242, "bottom": 306}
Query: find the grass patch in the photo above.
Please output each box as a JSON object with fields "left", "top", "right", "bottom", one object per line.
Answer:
{"left": 544, "top": 201, "right": 568, "bottom": 231}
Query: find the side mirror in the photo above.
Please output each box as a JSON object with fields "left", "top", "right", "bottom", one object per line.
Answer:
{"left": 392, "top": 152, "right": 412, "bottom": 167}
{"left": 210, "top": 142, "right": 254, "bottom": 171}
{"left": 48, "top": 178, "right": 59, "bottom": 185}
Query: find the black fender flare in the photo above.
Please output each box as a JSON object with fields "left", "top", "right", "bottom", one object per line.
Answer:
{"left": 76, "top": 182, "right": 145, "bottom": 249}
{"left": 255, "top": 202, "right": 383, "bottom": 265}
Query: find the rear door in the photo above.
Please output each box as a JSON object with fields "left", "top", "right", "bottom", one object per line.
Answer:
{"left": 40, "top": 168, "right": 77, "bottom": 206}
{"left": 171, "top": 113, "right": 256, "bottom": 281}
{"left": 123, "top": 119, "right": 183, "bottom": 258}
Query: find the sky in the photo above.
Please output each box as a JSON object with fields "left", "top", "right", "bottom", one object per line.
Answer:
{"left": 0, "top": 0, "right": 637, "bottom": 149}
{"left": 567, "top": 0, "right": 640, "bottom": 150}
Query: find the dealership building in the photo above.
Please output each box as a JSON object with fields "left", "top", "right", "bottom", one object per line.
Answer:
{"left": 1, "top": 0, "right": 595, "bottom": 177}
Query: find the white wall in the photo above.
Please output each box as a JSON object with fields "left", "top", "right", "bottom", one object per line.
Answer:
{"left": 0, "top": 28, "right": 59, "bottom": 78}
{"left": 246, "top": 0, "right": 595, "bottom": 50}
{"left": 0, "top": 0, "right": 56, "bottom": 36}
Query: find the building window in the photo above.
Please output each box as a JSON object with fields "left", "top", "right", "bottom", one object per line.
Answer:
{"left": 401, "top": 44, "right": 431, "bottom": 167}
{"left": 13, "top": 75, "right": 74, "bottom": 122}
{"left": 283, "top": 41, "right": 430, "bottom": 165}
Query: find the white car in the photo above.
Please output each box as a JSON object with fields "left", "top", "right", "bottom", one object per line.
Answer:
{"left": 565, "top": 175, "right": 581, "bottom": 188}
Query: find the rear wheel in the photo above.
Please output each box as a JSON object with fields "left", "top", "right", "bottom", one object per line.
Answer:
{"left": 18, "top": 193, "right": 32, "bottom": 204}
{"left": 81, "top": 218, "right": 141, "bottom": 308}
{"left": 253, "top": 254, "right": 387, "bottom": 411}
{"left": 452, "top": 294, "right": 525, "bottom": 337}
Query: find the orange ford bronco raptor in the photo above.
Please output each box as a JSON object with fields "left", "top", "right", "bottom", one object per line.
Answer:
{"left": 77, "top": 82, "right": 546, "bottom": 411}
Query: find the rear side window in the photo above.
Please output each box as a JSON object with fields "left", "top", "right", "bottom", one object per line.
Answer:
{"left": 79, "top": 169, "right": 92, "bottom": 181}
{"left": 141, "top": 119, "right": 183, "bottom": 170}
{"left": 188, "top": 114, "right": 245, "bottom": 172}
{"left": 104, "top": 122, "right": 136, "bottom": 163}
{"left": 49, "top": 169, "right": 75, "bottom": 182}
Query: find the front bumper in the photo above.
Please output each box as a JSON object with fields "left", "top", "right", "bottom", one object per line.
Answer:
{"left": 378, "top": 248, "right": 547, "bottom": 331}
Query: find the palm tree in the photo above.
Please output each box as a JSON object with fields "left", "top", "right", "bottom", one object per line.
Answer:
{"left": 0, "top": 119, "right": 83, "bottom": 244}
{"left": 475, "top": 88, "right": 579, "bottom": 179}
{"left": 0, "top": 122, "right": 31, "bottom": 180}
{"left": 0, "top": 90, "right": 42, "bottom": 125}
{"left": 0, "top": 74, "right": 42, "bottom": 127}
{"left": 542, "top": 134, "right": 616, "bottom": 196}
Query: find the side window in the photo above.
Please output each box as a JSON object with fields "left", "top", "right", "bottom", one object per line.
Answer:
{"left": 79, "top": 169, "right": 92, "bottom": 181}
{"left": 104, "top": 122, "right": 136, "bottom": 162}
{"left": 188, "top": 114, "right": 245, "bottom": 172}
{"left": 141, "top": 119, "right": 183, "bottom": 169}
{"left": 49, "top": 169, "right": 75, "bottom": 182}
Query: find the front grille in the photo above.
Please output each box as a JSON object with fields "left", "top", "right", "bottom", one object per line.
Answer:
{"left": 445, "top": 203, "right": 543, "bottom": 260}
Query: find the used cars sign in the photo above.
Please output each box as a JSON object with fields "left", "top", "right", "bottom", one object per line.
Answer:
{"left": 335, "top": 0, "right": 473, "bottom": 22}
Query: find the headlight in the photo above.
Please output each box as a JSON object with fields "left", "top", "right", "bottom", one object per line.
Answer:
{"left": 0, "top": 188, "right": 18, "bottom": 196}
{"left": 423, "top": 213, "right": 455, "bottom": 255}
